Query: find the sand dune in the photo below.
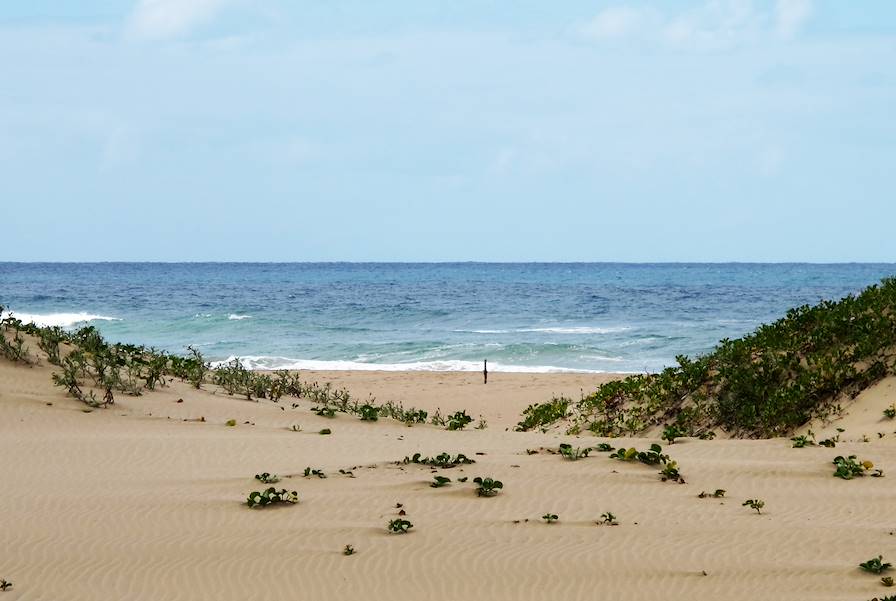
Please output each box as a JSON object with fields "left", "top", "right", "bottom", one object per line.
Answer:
{"left": 1, "top": 359, "right": 895, "bottom": 600}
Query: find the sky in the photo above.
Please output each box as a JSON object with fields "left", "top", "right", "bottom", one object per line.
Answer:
{"left": 1, "top": 1, "right": 894, "bottom": 262}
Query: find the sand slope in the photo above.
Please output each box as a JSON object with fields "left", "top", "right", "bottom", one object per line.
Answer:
{"left": 1, "top": 359, "right": 895, "bottom": 600}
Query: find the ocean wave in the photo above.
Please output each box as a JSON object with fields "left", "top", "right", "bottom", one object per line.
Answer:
{"left": 228, "top": 314, "right": 252, "bottom": 320}
{"left": 455, "top": 326, "right": 630, "bottom": 335}
{"left": 210, "top": 355, "right": 606, "bottom": 374}
{"left": 1, "top": 310, "right": 120, "bottom": 328}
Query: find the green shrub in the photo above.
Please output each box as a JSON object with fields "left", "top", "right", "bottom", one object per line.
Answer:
{"left": 0, "top": 579, "right": 11, "bottom": 591}
{"left": 833, "top": 455, "right": 882, "bottom": 479}
{"left": 558, "top": 443, "right": 591, "bottom": 460}
{"left": 516, "top": 397, "right": 570, "bottom": 431}
{"left": 343, "top": 544, "right": 355, "bottom": 556}
{"left": 884, "top": 405, "right": 896, "bottom": 419}
{"left": 303, "top": 467, "right": 326, "bottom": 478}
{"left": 599, "top": 511, "right": 618, "bottom": 526}
{"left": 791, "top": 432, "right": 816, "bottom": 448}
{"left": 882, "top": 576, "right": 894, "bottom": 587}
{"left": 742, "top": 499, "right": 765, "bottom": 514}
{"left": 447, "top": 410, "right": 473, "bottom": 431}
{"left": 254, "top": 472, "right": 280, "bottom": 484}
{"left": 860, "top": 556, "right": 892, "bottom": 575}
{"left": 473, "top": 476, "right": 503, "bottom": 497}
{"left": 247, "top": 487, "right": 298, "bottom": 508}
{"left": 698, "top": 489, "right": 726, "bottom": 498}
{"left": 387, "top": 519, "right": 413, "bottom": 534}
{"left": 662, "top": 424, "right": 684, "bottom": 444}
{"left": 542, "top": 513, "right": 558, "bottom": 524}
{"left": 358, "top": 404, "right": 379, "bottom": 421}
{"left": 430, "top": 476, "right": 451, "bottom": 488}
{"left": 402, "top": 452, "right": 475, "bottom": 469}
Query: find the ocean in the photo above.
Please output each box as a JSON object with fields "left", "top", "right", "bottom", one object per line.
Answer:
{"left": 1, "top": 263, "right": 893, "bottom": 373}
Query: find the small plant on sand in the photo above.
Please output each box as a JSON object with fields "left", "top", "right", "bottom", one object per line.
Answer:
{"left": 659, "top": 460, "right": 684, "bottom": 483}
{"left": 303, "top": 467, "right": 327, "bottom": 478}
{"left": 884, "top": 405, "right": 896, "bottom": 420}
{"left": 0, "top": 329, "right": 32, "bottom": 364}
{"left": 742, "top": 499, "right": 765, "bottom": 514}
{"left": 861, "top": 556, "right": 893, "bottom": 575}
{"left": 402, "top": 452, "right": 475, "bottom": 469}
{"left": 185, "top": 345, "right": 209, "bottom": 389}
{"left": 247, "top": 487, "right": 298, "bottom": 508}
{"left": 343, "top": 544, "right": 355, "bottom": 556}
{"left": 882, "top": 576, "right": 894, "bottom": 587}
{"left": 473, "top": 476, "right": 503, "bottom": 497}
{"left": 319, "top": 428, "right": 332, "bottom": 435}
{"left": 559, "top": 443, "right": 591, "bottom": 460}
{"left": 662, "top": 424, "right": 684, "bottom": 444}
{"left": 791, "top": 432, "right": 816, "bottom": 448}
{"left": 254, "top": 472, "right": 280, "bottom": 484}
{"left": 833, "top": 455, "right": 882, "bottom": 479}
{"left": 0, "top": 580, "right": 11, "bottom": 592}
{"left": 430, "top": 476, "right": 451, "bottom": 488}
{"left": 225, "top": 419, "right": 237, "bottom": 427}
{"left": 542, "top": 513, "right": 559, "bottom": 524}
{"left": 387, "top": 518, "right": 413, "bottom": 534}
{"left": 595, "top": 443, "right": 615, "bottom": 452}
{"left": 698, "top": 489, "right": 726, "bottom": 498}
{"left": 447, "top": 410, "right": 473, "bottom": 431}
{"left": 313, "top": 405, "right": 336, "bottom": 418}
{"left": 358, "top": 404, "right": 379, "bottom": 421}
{"left": 599, "top": 512, "right": 618, "bottom": 526}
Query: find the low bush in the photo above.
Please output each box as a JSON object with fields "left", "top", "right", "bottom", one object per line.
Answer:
{"left": 247, "top": 487, "right": 298, "bottom": 508}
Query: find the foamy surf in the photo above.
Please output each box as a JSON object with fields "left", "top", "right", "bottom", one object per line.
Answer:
{"left": 211, "top": 355, "right": 606, "bottom": 374}
{"left": 0, "top": 310, "right": 120, "bottom": 328}
{"left": 228, "top": 314, "right": 252, "bottom": 320}
{"left": 455, "top": 326, "right": 631, "bottom": 335}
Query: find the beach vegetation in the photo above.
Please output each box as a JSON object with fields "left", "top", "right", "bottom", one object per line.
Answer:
{"left": 319, "top": 428, "right": 332, "bottom": 435}
{"left": 599, "top": 512, "right": 618, "bottom": 525}
{"left": 884, "top": 405, "right": 896, "bottom": 420}
{"left": 430, "top": 476, "right": 451, "bottom": 488}
{"left": 246, "top": 487, "right": 298, "bottom": 508}
{"left": 861, "top": 556, "right": 893, "bottom": 575}
{"left": 402, "top": 452, "right": 475, "bottom": 469}
{"left": 254, "top": 472, "right": 280, "bottom": 484}
{"left": 343, "top": 545, "right": 355, "bottom": 556}
{"left": 791, "top": 432, "right": 816, "bottom": 448}
{"left": 558, "top": 443, "right": 591, "bottom": 460}
{"left": 542, "top": 513, "right": 558, "bottom": 524}
{"left": 697, "top": 489, "right": 726, "bottom": 498}
{"left": 387, "top": 518, "right": 413, "bottom": 534}
{"left": 473, "top": 476, "right": 503, "bottom": 497}
{"left": 358, "top": 404, "right": 379, "bottom": 421}
{"left": 520, "top": 278, "right": 896, "bottom": 438}
{"left": 446, "top": 410, "right": 473, "bottom": 430}
{"left": 833, "top": 455, "right": 882, "bottom": 479}
{"left": 742, "top": 499, "right": 765, "bottom": 514}
{"left": 303, "top": 467, "right": 326, "bottom": 478}
{"left": 0, "top": 579, "right": 10, "bottom": 592}
{"left": 882, "top": 576, "right": 894, "bottom": 587}
{"left": 516, "top": 397, "right": 569, "bottom": 432}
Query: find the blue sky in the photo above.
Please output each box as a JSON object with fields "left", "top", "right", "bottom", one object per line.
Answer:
{"left": 2, "top": 1, "right": 894, "bottom": 262}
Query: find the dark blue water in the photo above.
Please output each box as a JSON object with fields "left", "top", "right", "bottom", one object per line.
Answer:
{"left": 1, "top": 263, "right": 893, "bottom": 373}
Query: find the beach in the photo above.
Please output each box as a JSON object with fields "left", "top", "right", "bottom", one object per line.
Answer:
{"left": 2, "top": 357, "right": 895, "bottom": 601}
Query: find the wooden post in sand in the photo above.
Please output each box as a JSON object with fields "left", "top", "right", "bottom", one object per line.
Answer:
{"left": 483, "top": 359, "right": 488, "bottom": 384}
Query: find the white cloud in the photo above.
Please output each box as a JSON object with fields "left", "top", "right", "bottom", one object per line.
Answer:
{"left": 579, "top": 7, "right": 659, "bottom": 40}
{"left": 775, "top": 0, "right": 813, "bottom": 39}
{"left": 125, "top": 0, "right": 230, "bottom": 40}
{"left": 580, "top": 1, "right": 810, "bottom": 48}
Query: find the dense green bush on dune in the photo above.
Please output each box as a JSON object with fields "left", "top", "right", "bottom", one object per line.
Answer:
{"left": 518, "top": 277, "right": 896, "bottom": 438}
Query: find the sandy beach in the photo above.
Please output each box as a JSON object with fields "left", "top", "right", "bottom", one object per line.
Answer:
{"left": 2, "top": 356, "right": 895, "bottom": 601}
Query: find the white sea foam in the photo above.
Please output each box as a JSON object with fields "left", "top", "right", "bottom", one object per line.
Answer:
{"left": 228, "top": 314, "right": 252, "bottom": 320}
{"left": 210, "top": 355, "right": 606, "bottom": 374}
{"left": 455, "top": 326, "right": 630, "bottom": 335}
{"left": 1, "top": 310, "right": 120, "bottom": 328}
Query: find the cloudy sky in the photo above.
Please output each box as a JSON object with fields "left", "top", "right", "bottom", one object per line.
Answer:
{"left": 2, "top": 1, "right": 894, "bottom": 261}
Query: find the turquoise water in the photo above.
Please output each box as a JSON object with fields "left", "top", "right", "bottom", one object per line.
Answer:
{"left": 1, "top": 263, "right": 893, "bottom": 373}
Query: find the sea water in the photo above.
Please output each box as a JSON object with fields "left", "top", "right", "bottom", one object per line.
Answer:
{"left": 1, "top": 263, "right": 893, "bottom": 373}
